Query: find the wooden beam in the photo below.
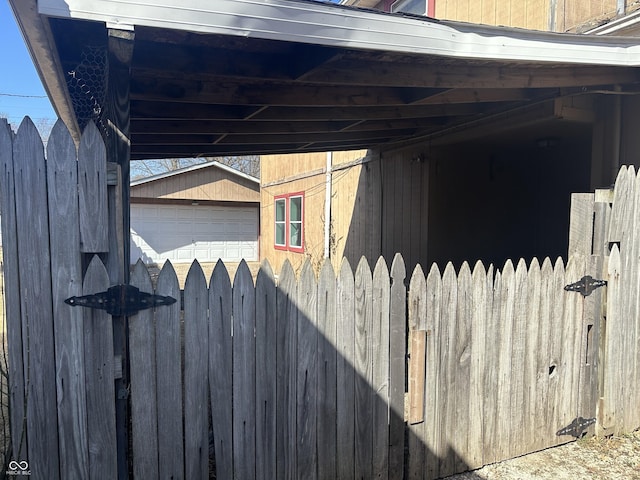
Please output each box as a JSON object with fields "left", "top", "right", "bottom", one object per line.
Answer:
{"left": 130, "top": 76, "right": 445, "bottom": 106}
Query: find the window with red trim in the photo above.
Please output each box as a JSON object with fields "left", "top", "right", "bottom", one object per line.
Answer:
{"left": 274, "top": 192, "right": 304, "bottom": 252}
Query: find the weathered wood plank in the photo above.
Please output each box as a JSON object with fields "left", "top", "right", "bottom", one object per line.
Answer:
{"left": 468, "top": 260, "right": 488, "bottom": 469}
{"left": 256, "top": 260, "right": 277, "bottom": 480}
{"left": 129, "top": 260, "right": 159, "bottom": 479}
{"left": 83, "top": 256, "right": 117, "bottom": 479}
{"left": 13, "top": 118, "right": 59, "bottom": 479}
{"left": 297, "top": 259, "right": 318, "bottom": 480}
{"left": 631, "top": 170, "right": 640, "bottom": 431}
{"left": 388, "top": 254, "right": 407, "bottom": 480}
{"left": 276, "top": 260, "right": 297, "bottom": 480}
{"left": 78, "top": 121, "right": 108, "bottom": 253}
{"left": 317, "top": 259, "right": 337, "bottom": 480}
{"left": 354, "top": 256, "right": 373, "bottom": 480}
{"left": 482, "top": 268, "right": 500, "bottom": 466}
{"left": 209, "top": 260, "right": 233, "bottom": 479}
{"left": 184, "top": 261, "right": 209, "bottom": 479}
{"left": 548, "top": 258, "right": 566, "bottom": 444}
{"left": 372, "top": 257, "right": 390, "bottom": 480}
{"left": 155, "top": 261, "right": 183, "bottom": 479}
{"left": 453, "top": 262, "right": 472, "bottom": 473}
{"left": 336, "top": 258, "right": 355, "bottom": 480}
{"left": 425, "top": 263, "right": 442, "bottom": 480}
{"left": 46, "top": 119, "right": 89, "bottom": 478}
{"left": 407, "top": 264, "right": 426, "bottom": 480}
{"left": 568, "top": 193, "right": 595, "bottom": 257}
{"left": 535, "top": 258, "right": 553, "bottom": 450}
{"left": 607, "top": 166, "right": 633, "bottom": 243}
{"left": 523, "top": 258, "right": 541, "bottom": 453}
{"left": 496, "top": 260, "right": 515, "bottom": 462}
{"left": 509, "top": 259, "right": 528, "bottom": 458}
{"left": 439, "top": 262, "right": 458, "bottom": 478}
{"left": 0, "top": 119, "right": 26, "bottom": 463}
{"left": 233, "top": 260, "right": 257, "bottom": 479}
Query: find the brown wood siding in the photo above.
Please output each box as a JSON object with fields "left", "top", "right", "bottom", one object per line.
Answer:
{"left": 131, "top": 166, "right": 259, "bottom": 203}
{"left": 260, "top": 150, "right": 379, "bottom": 274}
{"left": 380, "top": 147, "right": 429, "bottom": 276}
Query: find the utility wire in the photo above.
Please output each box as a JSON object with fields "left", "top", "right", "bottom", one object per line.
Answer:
{"left": 0, "top": 93, "right": 48, "bottom": 98}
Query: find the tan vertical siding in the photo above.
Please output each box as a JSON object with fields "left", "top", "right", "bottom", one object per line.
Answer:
{"left": 260, "top": 150, "right": 378, "bottom": 275}
{"left": 436, "top": 0, "right": 551, "bottom": 31}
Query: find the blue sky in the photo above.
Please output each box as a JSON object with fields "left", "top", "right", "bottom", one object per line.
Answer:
{"left": 0, "top": 2, "right": 56, "bottom": 128}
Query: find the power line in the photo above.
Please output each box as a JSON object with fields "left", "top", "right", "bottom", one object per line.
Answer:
{"left": 0, "top": 93, "right": 48, "bottom": 99}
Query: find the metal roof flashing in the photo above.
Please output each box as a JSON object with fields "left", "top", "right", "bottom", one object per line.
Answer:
{"left": 34, "top": 0, "right": 640, "bottom": 66}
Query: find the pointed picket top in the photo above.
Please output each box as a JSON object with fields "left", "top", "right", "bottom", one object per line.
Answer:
{"left": 355, "top": 255, "right": 373, "bottom": 296}
{"left": 278, "top": 259, "right": 296, "bottom": 291}
{"left": 442, "top": 261, "right": 457, "bottom": 289}
{"left": 608, "top": 242, "right": 621, "bottom": 278}
{"left": 157, "top": 260, "right": 179, "bottom": 294}
{"left": 339, "top": 256, "right": 354, "bottom": 282}
{"left": 608, "top": 165, "right": 634, "bottom": 243}
{"left": 47, "top": 118, "right": 75, "bottom": 162}
{"left": 408, "top": 263, "right": 426, "bottom": 330}
{"left": 130, "top": 259, "right": 152, "bottom": 292}
{"left": 319, "top": 257, "right": 336, "bottom": 286}
{"left": 459, "top": 261, "right": 472, "bottom": 290}
{"left": 390, "top": 253, "right": 406, "bottom": 286}
{"left": 373, "top": 256, "right": 390, "bottom": 283}
{"left": 553, "top": 256, "right": 565, "bottom": 273}
{"left": 234, "top": 259, "right": 254, "bottom": 290}
{"left": 541, "top": 257, "right": 553, "bottom": 276}
{"left": 185, "top": 259, "right": 207, "bottom": 292}
{"left": 210, "top": 258, "right": 231, "bottom": 291}
{"left": 16, "top": 116, "right": 43, "bottom": 145}
{"left": 257, "top": 258, "right": 275, "bottom": 287}
{"left": 471, "top": 260, "right": 486, "bottom": 279}
{"left": 299, "top": 257, "right": 316, "bottom": 282}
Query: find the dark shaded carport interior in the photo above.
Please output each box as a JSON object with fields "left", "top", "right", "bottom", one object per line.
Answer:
{"left": 45, "top": 14, "right": 640, "bottom": 160}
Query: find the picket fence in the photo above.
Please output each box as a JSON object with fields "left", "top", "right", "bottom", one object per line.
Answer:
{"left": 2, "top": 117, "right": 640, "bottom": 479}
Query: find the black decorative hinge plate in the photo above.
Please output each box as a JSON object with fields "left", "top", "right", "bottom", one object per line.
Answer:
{"left": 564, "top": 276, "right": 607, "bottom": 297}
{"left": 65, "top": 284, "right": 176, "bottom": 317}
{"left": 556, "top": 417, "right": 596, "bottom": 438}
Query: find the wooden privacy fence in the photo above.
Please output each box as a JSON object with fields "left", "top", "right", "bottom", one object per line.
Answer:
{"left": 2, "top": 116, "right": 640, "bottom": 480}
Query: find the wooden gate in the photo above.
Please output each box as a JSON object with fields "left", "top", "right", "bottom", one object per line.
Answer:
{"left": 2, "top": 118, "right": 640, "bottom": 479}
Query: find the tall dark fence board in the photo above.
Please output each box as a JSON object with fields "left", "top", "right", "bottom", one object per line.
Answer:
{"left": 523, "top": 259, "right": 541, "bottom": 455}
{"left": 209, "top": 260, "right": 233, "bottom": 480}
{"left": 388, "top": 254, "right": 406, "bottom": 480}
{"left": 184, "top": 262, "right": 209, "bottom": 479}
{"left": 425, "top": 263, "right": 442, "bottom": 480}
{"left": 468, "top": 261, "right": 488, "bottom": 470}
{"left": 256, "top": 261, "right": 277, "bottom": 480}
{"left": 129, "top": 261, "right": 159, "bottom": 479}
{"left": 155, "top": 261, "right": 184, "bottom": 479}
{"left": 317, "top": 260, "right": 337, "bottom": 480}
{"left": 0, "top": 119, "right": 27, "bottom": 464}
{"left": 13, "top": 119, "right": 59, "bottom": 479}
{"left": 509, "top": 259, "right": 528, "bottom": 459}
{"left": 372, "top": 257, "right": 390, "bottom": 480}
{"left": 47, "top": 120, "right": 89, "bottom": 478}
{"left": 296, "top": 260, "right": 318, "bottom": 480}
{"left": 439, "top": 262, "right": 458, "bottom": 478}
{"left": 275, "top": 261, "right": 297, "bottom": 480}
{"left": 336, "top": 259, "right": 355, "bottom": 480}
{"left": 354, "top": 257, "right": 373, "bottom": 480}
{"left": 233, "top": 260, "right": 257, "bottom": 479}
{"left": 78, "top": 122, "right": 108, "bottom": 253}
{"left": 83, "top": 257, "right": 117, "bottom": 479}
{"left": 407, "top": 264, "right": 426, "bottom": 480}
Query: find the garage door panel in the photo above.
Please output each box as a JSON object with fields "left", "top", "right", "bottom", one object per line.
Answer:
{"left": 131, "top": 204, "right": 258, "bottom": 264}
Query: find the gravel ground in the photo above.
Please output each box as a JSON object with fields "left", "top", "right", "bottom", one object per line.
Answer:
{"left": 444, "top": 430, "right": 640, "bottom": 480}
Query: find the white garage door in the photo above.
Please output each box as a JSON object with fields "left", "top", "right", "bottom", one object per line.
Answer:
{"left": 130, "top": 204, "right": 258, "bottom": 264}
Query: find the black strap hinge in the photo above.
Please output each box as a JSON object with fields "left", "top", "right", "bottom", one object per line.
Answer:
{"left": 65, "top": 284, "right": 176, "bottom": 317}
{"left": 564, "top": 276, "right": 607, "bottom": 297}
{"left": 556, "top": 417, "right": 596, "bottom": 437}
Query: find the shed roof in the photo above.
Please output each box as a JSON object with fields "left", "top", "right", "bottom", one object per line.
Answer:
{"left": 10, "top": 0, "right": 640, "bottom": 159}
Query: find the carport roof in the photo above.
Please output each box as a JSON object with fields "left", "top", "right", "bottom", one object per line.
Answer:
{"left": 10, "top": 0, "right": 640, "bottom": 159}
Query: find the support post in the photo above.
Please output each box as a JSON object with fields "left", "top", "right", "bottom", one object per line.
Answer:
{"left": 105, "top": 27, "right": 134, "bottom": 480}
